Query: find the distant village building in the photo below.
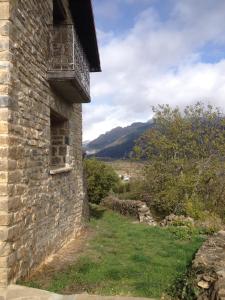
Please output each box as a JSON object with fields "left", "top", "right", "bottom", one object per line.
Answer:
{"left": 123, "top": 175, "right": 131, "bottom": 182}
{"left": 0, "top": 0, "right": 100, "bottom": 286}
{"left": 118, "top": 174, "right": 131, "bottom": 182}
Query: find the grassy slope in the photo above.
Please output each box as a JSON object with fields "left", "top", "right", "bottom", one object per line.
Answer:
{"left": 21, "top": 206, "right": 204, "bottom": 298}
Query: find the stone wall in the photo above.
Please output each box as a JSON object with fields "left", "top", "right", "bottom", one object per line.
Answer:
{"left": 0, "top": 0, "right": 88, "bottom": 286}
{"left": 102, "top": 196, "right": 157, "bottom": 226}
{"left": 0, "top": 0, "right": 12, "bottom": 287}
{"left": 191, "top": 231, "right": 225, "bottom": 300}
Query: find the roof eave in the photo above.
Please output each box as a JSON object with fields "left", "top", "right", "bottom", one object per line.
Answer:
{"left": 69, "top": 0, "right": 101, "bottom": 73}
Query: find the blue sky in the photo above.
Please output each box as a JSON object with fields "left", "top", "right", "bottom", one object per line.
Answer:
{"left": 83, "top": 0, "right": 225, "bottom": 141}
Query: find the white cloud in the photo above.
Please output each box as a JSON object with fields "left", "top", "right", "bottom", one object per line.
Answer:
{"left": 93, "top": 0, "right": 121, "bottom": 21}
{"left": 84, "top": 1, "right": 225, "bottom": 141}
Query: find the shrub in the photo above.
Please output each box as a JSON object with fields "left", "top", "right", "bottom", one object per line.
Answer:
{"left": 115, "top": 179, "right": 146, "bottom": 201}
{"left": 195, "top": 211, "right": 222, "bottom": 234}
{"left": 135, "top": 103, "right": 225, "bottom": 220}
{"left": 84, "top": 159, "right": 120, "bottom": 204}
{"left": 113, "top": 181, "right": 131, "bottom": 194}
{"left": 167, "top": 226, "right": 196, "bottom": 240}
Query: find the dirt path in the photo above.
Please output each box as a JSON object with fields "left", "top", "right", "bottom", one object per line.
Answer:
{"left": 27, "top": 228, "right": 93, "bottom": 288}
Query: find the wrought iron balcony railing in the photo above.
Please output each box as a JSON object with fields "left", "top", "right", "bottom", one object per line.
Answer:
{"left": 48, "top": 25, "right": 90, "bottom": 102}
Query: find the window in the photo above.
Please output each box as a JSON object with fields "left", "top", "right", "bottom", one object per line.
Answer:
{"left": 50, "top": 109, "right": 70, "bottom": 169}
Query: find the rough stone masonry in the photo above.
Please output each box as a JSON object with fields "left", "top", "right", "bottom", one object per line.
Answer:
{"left": 0, "top": 0, "right": 100, "bottom": 287}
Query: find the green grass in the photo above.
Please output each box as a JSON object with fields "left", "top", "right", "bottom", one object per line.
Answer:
{"left": 20, "top": 205, "right": 205, "bottom": 298}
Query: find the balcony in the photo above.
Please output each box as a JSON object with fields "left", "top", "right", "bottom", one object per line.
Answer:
{"left": 47, "top": 25, "right": 90, "bottom": 103}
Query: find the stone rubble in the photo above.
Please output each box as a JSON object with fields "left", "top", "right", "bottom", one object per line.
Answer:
{"left": 102, "top": 196, "right": 157, "bottom": 226}
{"left": 138, "top": 203, "right": 157, "bottom": 226}
{"left": 160, "top": 214, "right": 195, "bottom": 227}
{"left": 191, "top": 230, "right": 225, "bottom": 300}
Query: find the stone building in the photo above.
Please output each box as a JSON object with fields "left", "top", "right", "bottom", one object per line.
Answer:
{"left": 0, "top": 0, "right": 100, "bottom": 286}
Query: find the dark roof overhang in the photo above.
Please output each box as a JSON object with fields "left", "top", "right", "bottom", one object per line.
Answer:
{"left": 53, "top": 0, "right": 67, "bottom": 24}
{"left": 69, "top": 0, "right": 101, "bottom": 73}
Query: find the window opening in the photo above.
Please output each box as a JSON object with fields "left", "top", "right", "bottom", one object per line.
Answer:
{"left": 50, "top": 109, "right": 70, "bottom": 168}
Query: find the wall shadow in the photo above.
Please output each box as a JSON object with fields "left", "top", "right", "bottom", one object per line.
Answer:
{"left": 89, "top": 205, "right": 106, "bottom": 220}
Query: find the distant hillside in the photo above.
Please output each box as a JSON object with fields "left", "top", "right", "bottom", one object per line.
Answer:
{"left": 85, "top": 121, "right": 153, "bottom": 159}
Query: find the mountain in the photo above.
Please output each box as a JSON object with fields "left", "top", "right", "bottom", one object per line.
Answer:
{"left": 85, "top": 121, "right": 153, "bottom": 159}
{"left": 83, "top": 140, "right": 90, "bottom": 148}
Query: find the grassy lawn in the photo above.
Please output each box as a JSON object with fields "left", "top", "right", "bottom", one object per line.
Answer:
{"left": 20, "top": 205, "right": 205, "bottom": 299}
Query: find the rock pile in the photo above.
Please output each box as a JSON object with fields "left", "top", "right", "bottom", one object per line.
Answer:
{"left": 138, "top": 203, "right": 157, "bottom": 226}
{"left": 192, "top": 230, "right": 225, "bottom": 300}
{"left": 102, "top": 196, "right": 157, "bottom": 226}
{"left": 160, "top": 214, "right": 194, "bottom": 227}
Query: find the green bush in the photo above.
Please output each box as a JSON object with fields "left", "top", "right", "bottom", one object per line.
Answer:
{"left": 115, "top": 179, "right": 146, "bottom": 201}
{"left": 113, "top": 182, "right": 130, "bottom": 194}
{"left": 167, "top": 225, "right": 197, "bottom": 240}
{"left": 194, "top": 211, "right": 222, "bottom": 234}
{"left": 135, "top": 102, "right": 225, "bottom": 220}
{"left": 84, "top": 159, "right": 120, "bottom": 204}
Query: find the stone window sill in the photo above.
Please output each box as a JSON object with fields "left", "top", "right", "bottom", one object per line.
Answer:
{"left": 50, "top": 166, "right": 73, "bottom": 175}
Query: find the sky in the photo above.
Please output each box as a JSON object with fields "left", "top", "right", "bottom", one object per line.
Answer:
{"left": 83, "top": 0, "right": 225, "bottom": 141}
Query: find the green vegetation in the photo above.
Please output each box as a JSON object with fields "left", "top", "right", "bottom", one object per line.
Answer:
{"left": 134, "top": 102, "right": 225, "bottom": 223}
{"left": 21, "top": 206, "right": 205, "bottom": 299}
{"left": 84, "top": 159, "right": 119, "bottom": 204}
{"left": 115, "top": 179, "right": 146, "bottom": 201}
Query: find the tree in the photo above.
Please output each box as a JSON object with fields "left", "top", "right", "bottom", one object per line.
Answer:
{"left": 135, "top": 102, "right": 225, "bottom": 219}
{"left": 84, "top": 159, "right": 120, "bottom": 204}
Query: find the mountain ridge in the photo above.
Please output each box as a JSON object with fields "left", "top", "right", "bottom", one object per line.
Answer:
{"left": 85, "top": 121, "right": 153, "bottom": 159}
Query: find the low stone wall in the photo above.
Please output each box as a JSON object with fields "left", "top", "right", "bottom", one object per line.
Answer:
{"left": 160, "top": 214, "right": 194, "bottom": 227}
{"left": 102, "top": 196, "right": 157, "bottom": 226}
{"left": 191, "top": 230, "right": 225, "bottom": 300}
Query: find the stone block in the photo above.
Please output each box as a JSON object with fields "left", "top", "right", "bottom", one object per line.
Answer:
{"left": 7, "top": 160, "right": 16, "bottom": 171}
{"left": 0, "top": 96, "right": 10, "bottom": 107}
{"left": 0, "top": 268, "right": 8, "bottom": 287}
{"left": 0, "top": 185, "right": 7, "bottom": 196}
{"left": 0, "top": 20, "right": 9, "bottom": 36}
{"left": 8, "top": 170, "right": 22, "bottom": 184}
{"left": 0, "top": 212, "right": 11, "bottom": 226}
{"left": 0, "top": 148, "right": 8, "bottom": 158}
{"left": 0, "top": 211, "right": 13, "bottom": 226}
{"left": 0, "top": 108, "right": 8, "bottom": 121}
{"left": 0, "top": 49, "right": 9, "bottom": 60}
{"left": 0, "top": 172, "right": 7, "bottom": 183}
{"left": 7, "top": 224, "right": 21, "bottom": 242}
{"left": 0, "top": 37, "right": 8, "bottom": 51}
{"left": 0, "top": 227, "right": 8, "bottom": 242}
{"left": 0, "top": 256, "right": 8, "bottom": 268}
{"left": 0, "top": 242, "right": 10, "bottom": 257}
{"left": 0, "top": 199, "right": 7, "bottom": 213}
{"left": 0, "top": 71, "right": 8, "bottom": 84}
{"left": 0, "top": 122, "right": 7, "bottom": 134}
{"left": 0, "top": 3, "right": 9, "bottom": 20}
{"left": 0, "top": 136, "right": 8, "bottom": 146}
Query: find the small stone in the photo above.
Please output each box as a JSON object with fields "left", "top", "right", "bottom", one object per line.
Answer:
{"left": 138, "top": 207, "right": 149, "bottom": 213}
{"left": 203, "top": 275, "right": 215, "bottom": 282}
{"left": 198, "top": 280, "right": 210, "bottom": 289}
{"left": 217, "top": 270, "right": 225, "bottom": 278}
{"left": 218, "top": 231, "right": 225, "bottom": 237}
